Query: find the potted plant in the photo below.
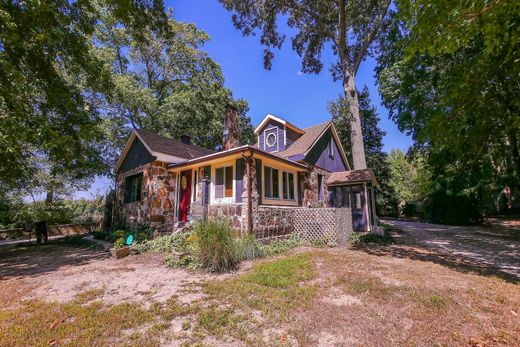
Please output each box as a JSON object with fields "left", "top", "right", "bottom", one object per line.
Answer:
{"left": 110, "top": 236, "right": 131, "bottom": 259}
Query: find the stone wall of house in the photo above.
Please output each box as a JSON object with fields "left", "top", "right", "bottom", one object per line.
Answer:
{"left": 253, "top": 206, "right": 295, "bottom": 239}
{"left": 302, "top": 166, "right": 332, "bottom": 208}
{"left": 206, "top": 203, "right": 244, "bottom": 233}
{"left": 115, "top": 161, "right": 177, "bottom": 231}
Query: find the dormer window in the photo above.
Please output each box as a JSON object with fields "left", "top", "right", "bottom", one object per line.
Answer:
{"left": 328, "top": 137, "right": 334, "bottom": 158}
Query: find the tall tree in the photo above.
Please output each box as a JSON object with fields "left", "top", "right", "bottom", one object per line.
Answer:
{"left": 0, "top": 0, "right": 170, "bottom": 189}
{"left": 329, "top": 86, "right": 394, "bottom": 212}
{"left": 94, "top": 6, "right": 256, "bottom": 152}
{"left": 376, "top": 0, "right": 520, "bottom": 213}
{"left": 219, "top": 0, "right": 392, "bottom": 169}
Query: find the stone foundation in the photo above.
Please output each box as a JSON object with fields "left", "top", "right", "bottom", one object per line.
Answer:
{"left": 206, "top": 203, "right": 244, "bottom": 233}
{"left": 253, "top": 206, "right": 295, "bottom": 239}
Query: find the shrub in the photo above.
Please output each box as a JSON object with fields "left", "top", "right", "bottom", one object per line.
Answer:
{"left": 114, "top": 237, "right": 125, "bottom": 249}
{"left": 132, "top": 232, "right": 189, "bottom": 254}
{"left": 192, "top": 219, "right": 239, "bottom": 273}
{"left": 260, "top": 238, "right": 302, "bottom": 256}
{"left": 236, "top": 234, "right": 264, "bottom": 260}
{"left": 135, "top": 226, "right": 154, "bottom": 244}
{"left": 350, "top": 230, "right": 394, "bottom": 245}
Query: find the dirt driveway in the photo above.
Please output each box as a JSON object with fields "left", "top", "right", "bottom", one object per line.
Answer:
{"left": 382, "top": 219, "right": 520, "bottom": 282}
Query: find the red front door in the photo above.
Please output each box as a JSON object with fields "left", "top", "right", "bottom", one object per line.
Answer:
{"left": 179, "top": 170, "right": 192, "bottom": 222}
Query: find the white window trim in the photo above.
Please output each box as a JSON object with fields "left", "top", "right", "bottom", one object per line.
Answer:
{"left": 261, "top": 163, "right": 298, "bottom": 206}
{"left": 211, "top": 162, "right": 235, "bottom": 204}
{"left": 263, "top": 126, "right": 279, "bottom": 152}
{"left": 329, "top": 137, "right": 334, "bottom": 157}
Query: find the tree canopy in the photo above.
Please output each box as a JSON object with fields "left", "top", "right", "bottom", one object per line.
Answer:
{"left": 219, "top": 0, "right": 393, "bottom": 170}
{"left": 0, "top": 0, "right": 170, "bottom": 190}
{"left": 94, "top": 6, "right": 256, "bottom": 154}
{"left": 0, "top": 1, "right": 255, "bottom": 199}
{"left": 376, "top": 0, "right": 520, "bottom": 218}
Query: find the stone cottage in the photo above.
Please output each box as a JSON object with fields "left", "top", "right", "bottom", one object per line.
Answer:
{"left": 114, "top": 107, "right": 378, "bottom": 237}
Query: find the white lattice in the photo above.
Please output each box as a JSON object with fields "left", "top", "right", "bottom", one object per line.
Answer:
{"left": 293, "top": 208, "right": 352, "bottom": 246}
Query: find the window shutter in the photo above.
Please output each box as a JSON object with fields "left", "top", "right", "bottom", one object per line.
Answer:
{"left": 255, "top": 159, "right": 262, "bottom": 204}
{"left": 235, "top": 159, "right": 244, "bottom": 203}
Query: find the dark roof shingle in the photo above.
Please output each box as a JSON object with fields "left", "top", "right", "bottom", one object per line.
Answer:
{"left": 326, "top": 169, "right": 378, "bottom": 186}
{"left": 136, "top": 129, "right": 215, "bottom": 160}
{"left": 275, "top": 121, "right": 331, "bottom": 159}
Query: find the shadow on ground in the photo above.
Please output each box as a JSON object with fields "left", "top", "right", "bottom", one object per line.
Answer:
{"left": 0, "top": 237, "right": 109, "bottom": 280}
{"left": 353, "top": 223, "right": 520, "bottom": 284}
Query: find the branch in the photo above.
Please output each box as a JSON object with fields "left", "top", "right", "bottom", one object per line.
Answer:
{"left": 353, "top": 0, "right": 391, "bottom": 76}
{"left": 337, "top": 0, "right": 348, "bottom": 68}
{"left": 288, "top": 0, "right": 336, "bottom": 40}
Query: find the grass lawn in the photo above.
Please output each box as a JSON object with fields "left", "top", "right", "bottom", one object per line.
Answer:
{"left": 0, "top": 237, "right": 519, "bottom": 346}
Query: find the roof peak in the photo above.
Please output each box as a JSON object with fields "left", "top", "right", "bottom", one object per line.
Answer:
{"left": 254, "top": 114, "right": 305, "bottom": 134}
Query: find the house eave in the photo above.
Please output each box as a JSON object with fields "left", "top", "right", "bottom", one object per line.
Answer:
{"left": 254, "top": 114, "right": 305, "bottom": 135}
{"left": 167, "top": 145, "right": 308, "bottom": 171}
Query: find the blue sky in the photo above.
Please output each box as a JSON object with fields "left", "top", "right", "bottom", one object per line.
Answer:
{"left": 76, "top": 0, "right": 412, "bottom": 198}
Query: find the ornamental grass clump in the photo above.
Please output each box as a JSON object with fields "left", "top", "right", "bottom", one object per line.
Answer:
{"left": 236, "top": 234, "right": 264, "bottom": 260}
{"left": 192, "top": 219, "right": 239, "bottom": 273}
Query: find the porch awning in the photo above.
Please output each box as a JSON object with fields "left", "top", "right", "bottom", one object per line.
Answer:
{"left": 326, "top": 169, "right": 378, "bottom": 187}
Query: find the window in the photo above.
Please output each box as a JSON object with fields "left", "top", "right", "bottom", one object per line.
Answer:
{"left": 215, "top": 165, "right": 233, "bottom": 199}
{"left": 342, "top": 187, "right": 350, "bottom": 207}
{"left": 328, "top": 137, "right": 334, "bottom": 157}
{"left": 264, "top": 166, "right": 279, "bottom": 199}
{"left": 266, "top": 132, "right": 277, "bottom": 147}
{"left": 282, "top": 172, "right": 295, "bottom": 200}
{"left": 352, "top": 191, "right": 362, "bottom": 210}
{"left": 124, "top": 173, "right": 142, "bottom": 203}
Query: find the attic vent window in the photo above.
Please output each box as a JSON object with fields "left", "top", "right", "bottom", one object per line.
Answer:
{"left": 328, "top": 137, "right": 334, "bottom": 158}
{"left": 266, "top": 133, "right": 277, "bottom": 147}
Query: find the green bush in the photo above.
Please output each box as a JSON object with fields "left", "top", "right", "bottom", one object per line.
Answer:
{"left": 260, "top": 238, "right": 302, "bottom": 256}
{"left": 135, "top": 226, "right": 154, "bottom": 244}
{"left": 236, "top": 234, "right": 264, "bottom": 260}
{"left": 132, "top": 232, "right": 189, "bottom": 254}
{"left": 192, "top": 219, "right": 239, "bottom": 273}
{"left": 350, "top": 230, "right": 394, "bottom": 245}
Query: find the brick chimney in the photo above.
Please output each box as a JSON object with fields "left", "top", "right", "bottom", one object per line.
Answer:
{"left": 180, "top": 134, "right": 191, "bottom": 144}
{"left": 223, "top": 105, "right": 240, "bottom": 150}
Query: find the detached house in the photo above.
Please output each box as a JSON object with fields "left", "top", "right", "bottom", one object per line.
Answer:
{"left": 114, "top": 107, "right": 378, "bottom": 238}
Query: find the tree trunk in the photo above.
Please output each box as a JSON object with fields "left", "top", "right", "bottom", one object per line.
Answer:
{"left": 343, "top": 72, "right": 367, "bottom": 170}
{"left": 509, "top": 130, "right": 520, "bottom": 182}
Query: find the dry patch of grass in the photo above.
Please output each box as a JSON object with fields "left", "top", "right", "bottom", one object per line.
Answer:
{"left": 2, "top": 239, "right": 519, "bottom": 346}
{"left": 288, "top": 248, "right": 520, "bottom": 346}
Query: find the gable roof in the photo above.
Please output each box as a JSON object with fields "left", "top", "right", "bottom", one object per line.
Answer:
{"left": 254, "top": 114, "right": 305, "bottom": 135}
{"left": 136, "top": 129, "right": 214, "bottom": 160}
{"left": 275, "top": 121, "right": 351, "bottom": 170}
{"left": 326, "top": 169, "right": 378, "bottom": 186}
{"left": 115, "top": 129, "right": 215, "bottom": 172}
{"left": 276, "top": 121, "right": 330, "bottom": 158}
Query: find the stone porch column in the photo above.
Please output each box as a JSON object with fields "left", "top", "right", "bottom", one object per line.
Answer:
{"left": 241, "top": 154, "right": 259, "bottom": 235}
